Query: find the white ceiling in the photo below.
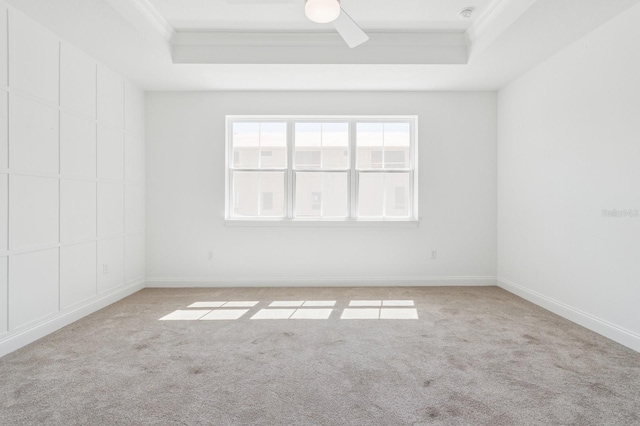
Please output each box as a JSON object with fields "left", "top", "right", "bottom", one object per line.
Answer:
{"left": 149, "top": 0, "right": 491, "bottom": 31}
{"left": 4, "top": 0, "right": 640, "bottom": 91}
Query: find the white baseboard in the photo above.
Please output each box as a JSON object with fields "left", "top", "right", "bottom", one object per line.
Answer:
{"left": 145, "top": 276, "right": 497, "bottom": 288}
{"left": 498, "top": 277, "right": 640, "bottom": 353}
{"left": 0, "top": 280, "right": 145, "bottom": 358}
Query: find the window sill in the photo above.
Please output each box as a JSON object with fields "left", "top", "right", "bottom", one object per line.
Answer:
{"left": 224, "top": 219, "right": 420, "bottom": 228}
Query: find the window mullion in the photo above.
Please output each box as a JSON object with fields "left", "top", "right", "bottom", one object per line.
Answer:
{"left": 320, "top": 123, "right": 324, "bottom": 220}
{"left": 256, "top": 171, "right": 262, "bottom": 218}
{"left": 382, "top": 122, "right": 386, "bottom": 173}
{"left": 258, "top": 123, "right": 262, "bottom": 169}
{"left": 256, "top": 123, "right": 262, "bottom": 218}
{"left": 411, "top": 121, "right": 417, "bottom": 220}
{"left": 287, "top": 120, "right": 294, "bottom": 219}
{"left": 382, "top": 171, "right": 387, "bottom": 220}
{"left": 350, "top": 119, "right": 357, "bottom": 219}
{"left": 228, "top": 169, "right": 234, "bottom": 219}
{"left": 226, "top": 119, "right": 231, "bottom": 219}
{"left": 409, "top": 170, "right": 414, "bottom": 220}
{"left": 381, "top": 123, "right": 386, "bottom": 220}
{"left": 320, "top": 172, "right": 325, "bottom": 219}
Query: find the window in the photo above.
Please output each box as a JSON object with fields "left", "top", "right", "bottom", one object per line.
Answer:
{"left": 227, "top": 116, "right": 417, "bottom": 223}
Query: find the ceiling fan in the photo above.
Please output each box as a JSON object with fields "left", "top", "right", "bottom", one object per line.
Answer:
{"left": 226, "top": 0, "right": 369, "bottom": 48}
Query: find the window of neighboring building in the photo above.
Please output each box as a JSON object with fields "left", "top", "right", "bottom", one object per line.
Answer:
{"left": 226, "top": 116, "right": 417, "bottom": 222}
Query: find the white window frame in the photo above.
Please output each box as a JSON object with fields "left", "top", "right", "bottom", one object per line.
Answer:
{"left": 225, "top": 115, "right": 419, "bottom": 227}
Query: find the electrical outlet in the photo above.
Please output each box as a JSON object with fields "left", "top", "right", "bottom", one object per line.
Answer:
{"left": 102, "top": 264, "right": 109, "bottom": 274}
{"left": 431, "top": 250, "right": 437, "bottom": 260}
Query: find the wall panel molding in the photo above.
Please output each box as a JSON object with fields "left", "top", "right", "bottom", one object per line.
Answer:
{"left": 0, "top": 279, "right": 144, "bottom": 358}
{"left": 0, "top": 2, "right": 145, "bottom": 357}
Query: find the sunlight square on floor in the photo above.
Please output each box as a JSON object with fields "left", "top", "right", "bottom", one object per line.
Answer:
{"left": 302, "top": 301, "right": 336, "bottom": 307}
{"left": 290, "top": 309, "right": 333, "bottom": 319}
{"left": 201, "top": 309, "right": 249, "bottom": 320}
{"left": 341, "top": 308, "right": 380, "bottom": 319}
{"left": 159, "top": 310, "right": 211, "bottom": 321}
{"left": 269, "top": 301, "right": 305, "bottom": 307}
{"left": 159, "top": 300, "right": 419, "bottom": 321}
{"left": 188, "top": 302, "right": 226, "bottom": 308}
{"left": 379, "top": 308, "right": 419, "bottom": 319}
{"left": 349, "top": 300, "right": 382, "bottom": 307}
{"left": 382, "top": 300, "right": 414, "bottom": 307}
{"left": 224, "top": 301, "right": 260, "bottom": 308}
{"left": 251, "top": 309, "right": 296, "bottom": 320}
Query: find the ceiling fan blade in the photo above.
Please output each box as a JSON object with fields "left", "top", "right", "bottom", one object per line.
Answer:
{"left": 333, "top": 8, "right": 369, "bottom": 48}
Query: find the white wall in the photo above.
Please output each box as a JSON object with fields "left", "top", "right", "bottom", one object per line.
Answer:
{"left": 0, "top": 2, "right": 145, "bottom": 357}
{"left": 498, "top": 3, "right": 640, "bottom": 351}
{"left": 145, "top": 91, "right": 497, "bottom": 286}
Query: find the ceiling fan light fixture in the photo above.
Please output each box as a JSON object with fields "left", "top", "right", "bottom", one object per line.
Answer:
{"left": 305, "top": 0, "right": 341, "bottom": 24}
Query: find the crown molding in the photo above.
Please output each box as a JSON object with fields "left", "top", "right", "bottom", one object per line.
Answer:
{"left": 130, "top": 0, "right": 175, "bottom": 42}
{"left": 466, "top": 0, "right": 540, "bottom": 60}
{"left": 172, "top": 31, "right": 469, "bottom": 65}
{"left": 466, "top": 0, "right": 511, "bottom": 43}
{"left": 173, "top": 31, "right": 468, "bottom": 47}
{"left": 105, "top": 0, "right": 175, "bottom": 51}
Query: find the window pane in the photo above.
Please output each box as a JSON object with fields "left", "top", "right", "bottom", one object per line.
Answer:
{"left": 322, "top": 172, "right": 348, "bottom": 218}
{"left": 385, "top": 173, "right": 410, "bottom": 218}
{"left": 295, "top": 122, "right": 349, "bottom": 170}
{"left": 295, "top": 123, "right": 321, "bottom": 169}
{"left": 384, "top": 123, "right": 410, "bottom": 169}
{"left": 295, "top": 172, "right": 322, "bottom": 217}
{"left": 232, "top": 122, "right": 286, "bottom": 170}
{"left": 262, "top": 192, "right": 273, "bottom": 210}
{"left": 232, "top": 171, "right": 259, "bottom": 217}
{"left": 232, "top": 171, "right": 284, "bottom": 218}
{"left": 322, "top": 123, "right": 349, "bottom": 170}
{"left": 356, "top": 123, "right": 384, "bottom": 170}
{"left": 356, "top": 122, "right": 411, "bottom": 170}
{"left": 232, "top": 122, "right": 259, "bottom": 168}
{"left": 260, "top": 122, "right": 287, "bottom": 169}
{"left": 259, "top": 172, "right": 285, "bottom": 217}
{"left": 371, "top": 150, "right": 383, "bottom": 169}
{"left": 295, "top": 172, "right": 348, "bottom": 218}
{"left": 357, "top": 173, "right": 384, "bottom": 218}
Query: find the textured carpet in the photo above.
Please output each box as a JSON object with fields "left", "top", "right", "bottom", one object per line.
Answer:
{"left": 0, "top": 286, "right": 639, "bottom": 425}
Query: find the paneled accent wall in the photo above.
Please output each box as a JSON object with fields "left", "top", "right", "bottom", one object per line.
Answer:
{"left": 0, "top": 3, "right": 144, "bottom": 354}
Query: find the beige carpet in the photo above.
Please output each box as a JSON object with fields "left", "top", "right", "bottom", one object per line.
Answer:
{"left": 1, "top": 286, "right": 639, "bottom": 425}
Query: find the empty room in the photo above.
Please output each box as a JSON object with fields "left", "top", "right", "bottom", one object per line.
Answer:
{"left": 0, "top": 0, "right": 639, "bottom": 424}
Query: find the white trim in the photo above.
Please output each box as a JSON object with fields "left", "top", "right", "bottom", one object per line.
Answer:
{"left": 131, "top": 0, "right": 175, "bottom": 42}
{"left": 0, "top": 231, "right": 145, "bottom": 257}
{"left": 225, "top": 219, "right": 419, "bottom": 228}
{"left": 227, "top": 114, "right": 419, "bottom": 121}
{"left": 104, "top": 0, "right": 174, "bottom": 55}
{"left": 466, "top": 0, "right": 511, "bottom": 42}
{"left": 172, "top": 33, "right": 468, "bottom": 65}
{"left": 498, "top": 277, "right": 640, "bottom": 353}
{"left": 146, "top": 276, "right": 497, "bottom": 288}
{"left": 172, "top": 31, "right": 467, "bottom": 48}
{"left": 0, "top": 279, "right": 144, "bottom": 358}
{"left": 466, "top": 0, "right": 540, "bottom": 59}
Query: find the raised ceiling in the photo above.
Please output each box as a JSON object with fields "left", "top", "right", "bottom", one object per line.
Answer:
{"left": 148, "top": 0, "right": 491, "bottom": 31}
{"left": 4, "top": 0, "right": 640, "bottom": 91}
